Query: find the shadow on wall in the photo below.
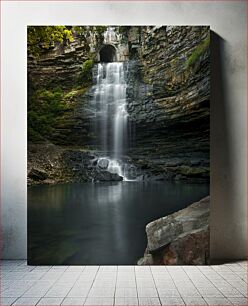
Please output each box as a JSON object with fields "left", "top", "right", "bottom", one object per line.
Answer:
{"left": 210, "top": 31, "right": 243, "bottom": 263}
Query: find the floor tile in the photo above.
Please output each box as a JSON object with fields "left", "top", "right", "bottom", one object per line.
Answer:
{"left": 99, "top": 266, "right": 117, "bottom": 272}
{"left": 32, "top": 266, "right": 52, "bottom": 272}
{"left": 92, "top": 279, "right": 116, "bottom": 287}
{"left": 160, "top": 297, "right": 185, "bottom": 305}
{"left": 217, "top": 286, "right": 244, "bottom": 297}
{"left": 37, "top": 297, "right": 64, "bottom": 305}
{"left": 66, "top": 266, "right": 85, "bottom": 272}
{"left": 41, "top": 271, "right": 64, "bottom": 278}
{"left": 2, "top": 289, "right": 29, "bottom": 298}
{"left": 12, "top": 297, "right": 40, "bottom": 305}
{"left": 4, "top": 272, "right": 28, "bottom": 280}
{"left": 67, "top": 285, "right": 91, "bottom": 297}
{"left": 182, "top": 297, "right": 207, "bottom": 305}
{"left": 116, "top": 280, "right": 136, "bottom": 287}
{"left": 204, "top": 297, "right": 233, "bottom": 305}
{"left": 49, "top": 266, "right": 69, "bottom": 272}
{"left": 117, "top": 266, "right": 134, "bottom": 272}
{"left": 115, "top": 288, "right": 137, "bottom": 298}
{"left": 177, "top": 288, "right": 201, "bottom": 297}
{"left": 117, "top": 272, "right": 135, "bottom": 279}
{"left": 85, "top": 297, "right": 114, "bottom": 305}
{"left": 228, "top": 297, "right": 248, "bottom": 305}
{"left": 0, "top": 297, "right": 17, "bottom": 306}
{"left": 88, "top": 287, "right": 115, "bottom": 298}
{"left": 157, "top": 288, "right": 180, "bottom": 298}
{"left": 61, "top": 297, "right": 86, "bottom": 305}
{"left": 45, "top": 284, "right": 72, "bottom": 297}
{"left": 197, "top": 287, "right": 224, "bottom": 297}
{"left": 83, "top": 266, "right": 99, "bottom": 273}
{"left": 22, "top": 282, "right": 53, "bottom": 297}
{"left": 77, "top": 276, "right": 96, "bottom": 283}
{"left": 138, "top": 297, "right": 161, "bottom": 305}
{"left": 154, "top": 280, "right": 176, "bottom": 288}
{"left": 136, "top": 279, "right": 155, "bottom": 287}
{"left": 137, "top": 287, "right": 158, "bottom": 298}
{"left": 22, "top": 272, "right": 45, "bottom": 281}
{"left": 0, "top": 260, "right": 246, "bottom": 306}
{"left": 115, "top": 297, "right": 138, "bottom": 305}
{"left": 96, "top": 272, "right": 117, "bottom": 278}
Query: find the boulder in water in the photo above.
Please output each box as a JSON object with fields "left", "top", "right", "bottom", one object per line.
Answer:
{"left": 138, "top": 196, "right": 209, "bottom": 265}
{"left": 28, "top": 168, "right": 48, "bottom": 181}
{"left": 97, "top": 158, "right": 109, "bottom": 170}
{"left": 93, "top": 169, "right": 123, "bottom": 181}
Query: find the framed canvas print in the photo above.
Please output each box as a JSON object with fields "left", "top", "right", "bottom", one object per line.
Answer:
{"left": 27, "top": 26, "right": 210, "bottom": 265}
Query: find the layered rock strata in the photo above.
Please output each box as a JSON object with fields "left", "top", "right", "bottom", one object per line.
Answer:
{"left": 125, "top": 26, "right": 210, "bottom": 181}
{"left": 28, "top": 26, "right": 210, "bottom": 183}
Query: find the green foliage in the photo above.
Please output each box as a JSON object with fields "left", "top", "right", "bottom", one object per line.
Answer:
{"left": 64, "top": 87, "right": 89, "bottom": 100}
{"left": 28, "top": 26, "right": 108, "bottom": 58}
{"left": 186, "top": 35, "right": 210, "bottom": 68}
{"left": 37, "top": 89, "right": 68, "bottom": 113}
{"left": 28, "top": 86, "right": 91, "bottom": 142}
{"left": 28, "top": 88, "right": 68, "bottom": 142}
{"left": 28, "top": 26, "right": 74, "bottom": 57}
{"left": 73, "top": 26, "right": 89, "bottom": 43}
{"left": 63, "top": 89, "right": 79, "bottom": 100}
{"left": 76, "top": 59, "right": 94, "bottom": 85}
{"left": 82, "top": 59, "right": 94, "bottom": 75}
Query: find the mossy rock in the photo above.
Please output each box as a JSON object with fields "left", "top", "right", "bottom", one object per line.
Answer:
{"left": 185, "top": 35, "right": 210, "bottom": 69}
{"left": 176, "top": 166, "right": 209, "bottom": 177}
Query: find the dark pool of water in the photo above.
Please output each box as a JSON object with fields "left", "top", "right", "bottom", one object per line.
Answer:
{"left": 28, "top": 181, "right": 209, "bottom": 265}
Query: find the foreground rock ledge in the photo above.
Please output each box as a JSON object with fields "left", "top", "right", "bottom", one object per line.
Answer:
{"left": 138, "top": 196, "right": 210, "bottom": 265}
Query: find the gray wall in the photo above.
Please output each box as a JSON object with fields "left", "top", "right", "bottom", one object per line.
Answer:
{"left": 1, "top": 1, "right": 247, "bottom": 261}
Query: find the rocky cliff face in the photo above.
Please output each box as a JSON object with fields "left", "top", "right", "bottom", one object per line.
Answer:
{"left": 125, "top": 26, "right": 210, "bottom": 181}
{"left": 28, "top": 46, "right": 87, "bottom": 91}
{"left": 28, "top": 28, "right": 105, "bottom": 90}
{"left": 28, "top": 26, "right": 210, "bottom": 184}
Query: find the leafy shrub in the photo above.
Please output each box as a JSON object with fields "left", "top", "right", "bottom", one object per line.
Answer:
{"left": 76, "top": 59, "right": 94, "bottom": 85}
{"left": 28, "top": 88, "right": 68, "bottom": 142}
{"left": 28, "top": 26, "right": 74, "bottom": 58}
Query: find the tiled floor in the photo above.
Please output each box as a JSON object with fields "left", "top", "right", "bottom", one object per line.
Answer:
{"left": 1, "top": 260, "right": 247, "bottom": 306}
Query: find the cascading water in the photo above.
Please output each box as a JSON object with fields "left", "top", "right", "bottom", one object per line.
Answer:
{"left": 104, "top": 27, "right": 120, "bottom": 44}
{"left": 93, "top": 62, "right": 129, "bottom": 180}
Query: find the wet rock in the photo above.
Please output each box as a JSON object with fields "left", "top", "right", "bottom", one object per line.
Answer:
{"left": 137, "top": 252, "right": 153, "bottom": 265}
{"left": 93, "top": 170, "right": 123, "bottom": 182}
{"left": 28, "top": 168, "right": 48, "bottom": 181}
{"left": 92, "top": 159, "right": 98, "bottom": 166}
{"left": 43, "top": 179, "right": 56, "bottom": 185}
{"left": 97, "top": 158, "right": 109, "bottom": 170}
{"left": 162, "top": 226, "right": 209, "bottom": 265}
{"left": 139, "top": 196, "right": 209, "bottom": 265}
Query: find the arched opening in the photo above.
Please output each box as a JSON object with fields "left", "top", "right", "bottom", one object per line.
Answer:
{"left": 99, "top": 44, "right": 117, "bottom": 62}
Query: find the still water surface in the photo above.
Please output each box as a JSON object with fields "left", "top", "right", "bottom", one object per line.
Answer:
{"left": 28, "top": 181, "right": 209, "bottom": 265}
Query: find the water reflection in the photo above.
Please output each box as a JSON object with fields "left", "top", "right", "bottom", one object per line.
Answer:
{"left": 28, "top": 181, "right": 209, "bottom": 265}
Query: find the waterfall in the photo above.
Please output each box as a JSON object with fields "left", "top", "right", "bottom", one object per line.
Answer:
{"left": 93, "top": 62, "right": 129, "bottom": 179}
{"left": 103, "top": 27, "right": 119, "bottom": 44}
